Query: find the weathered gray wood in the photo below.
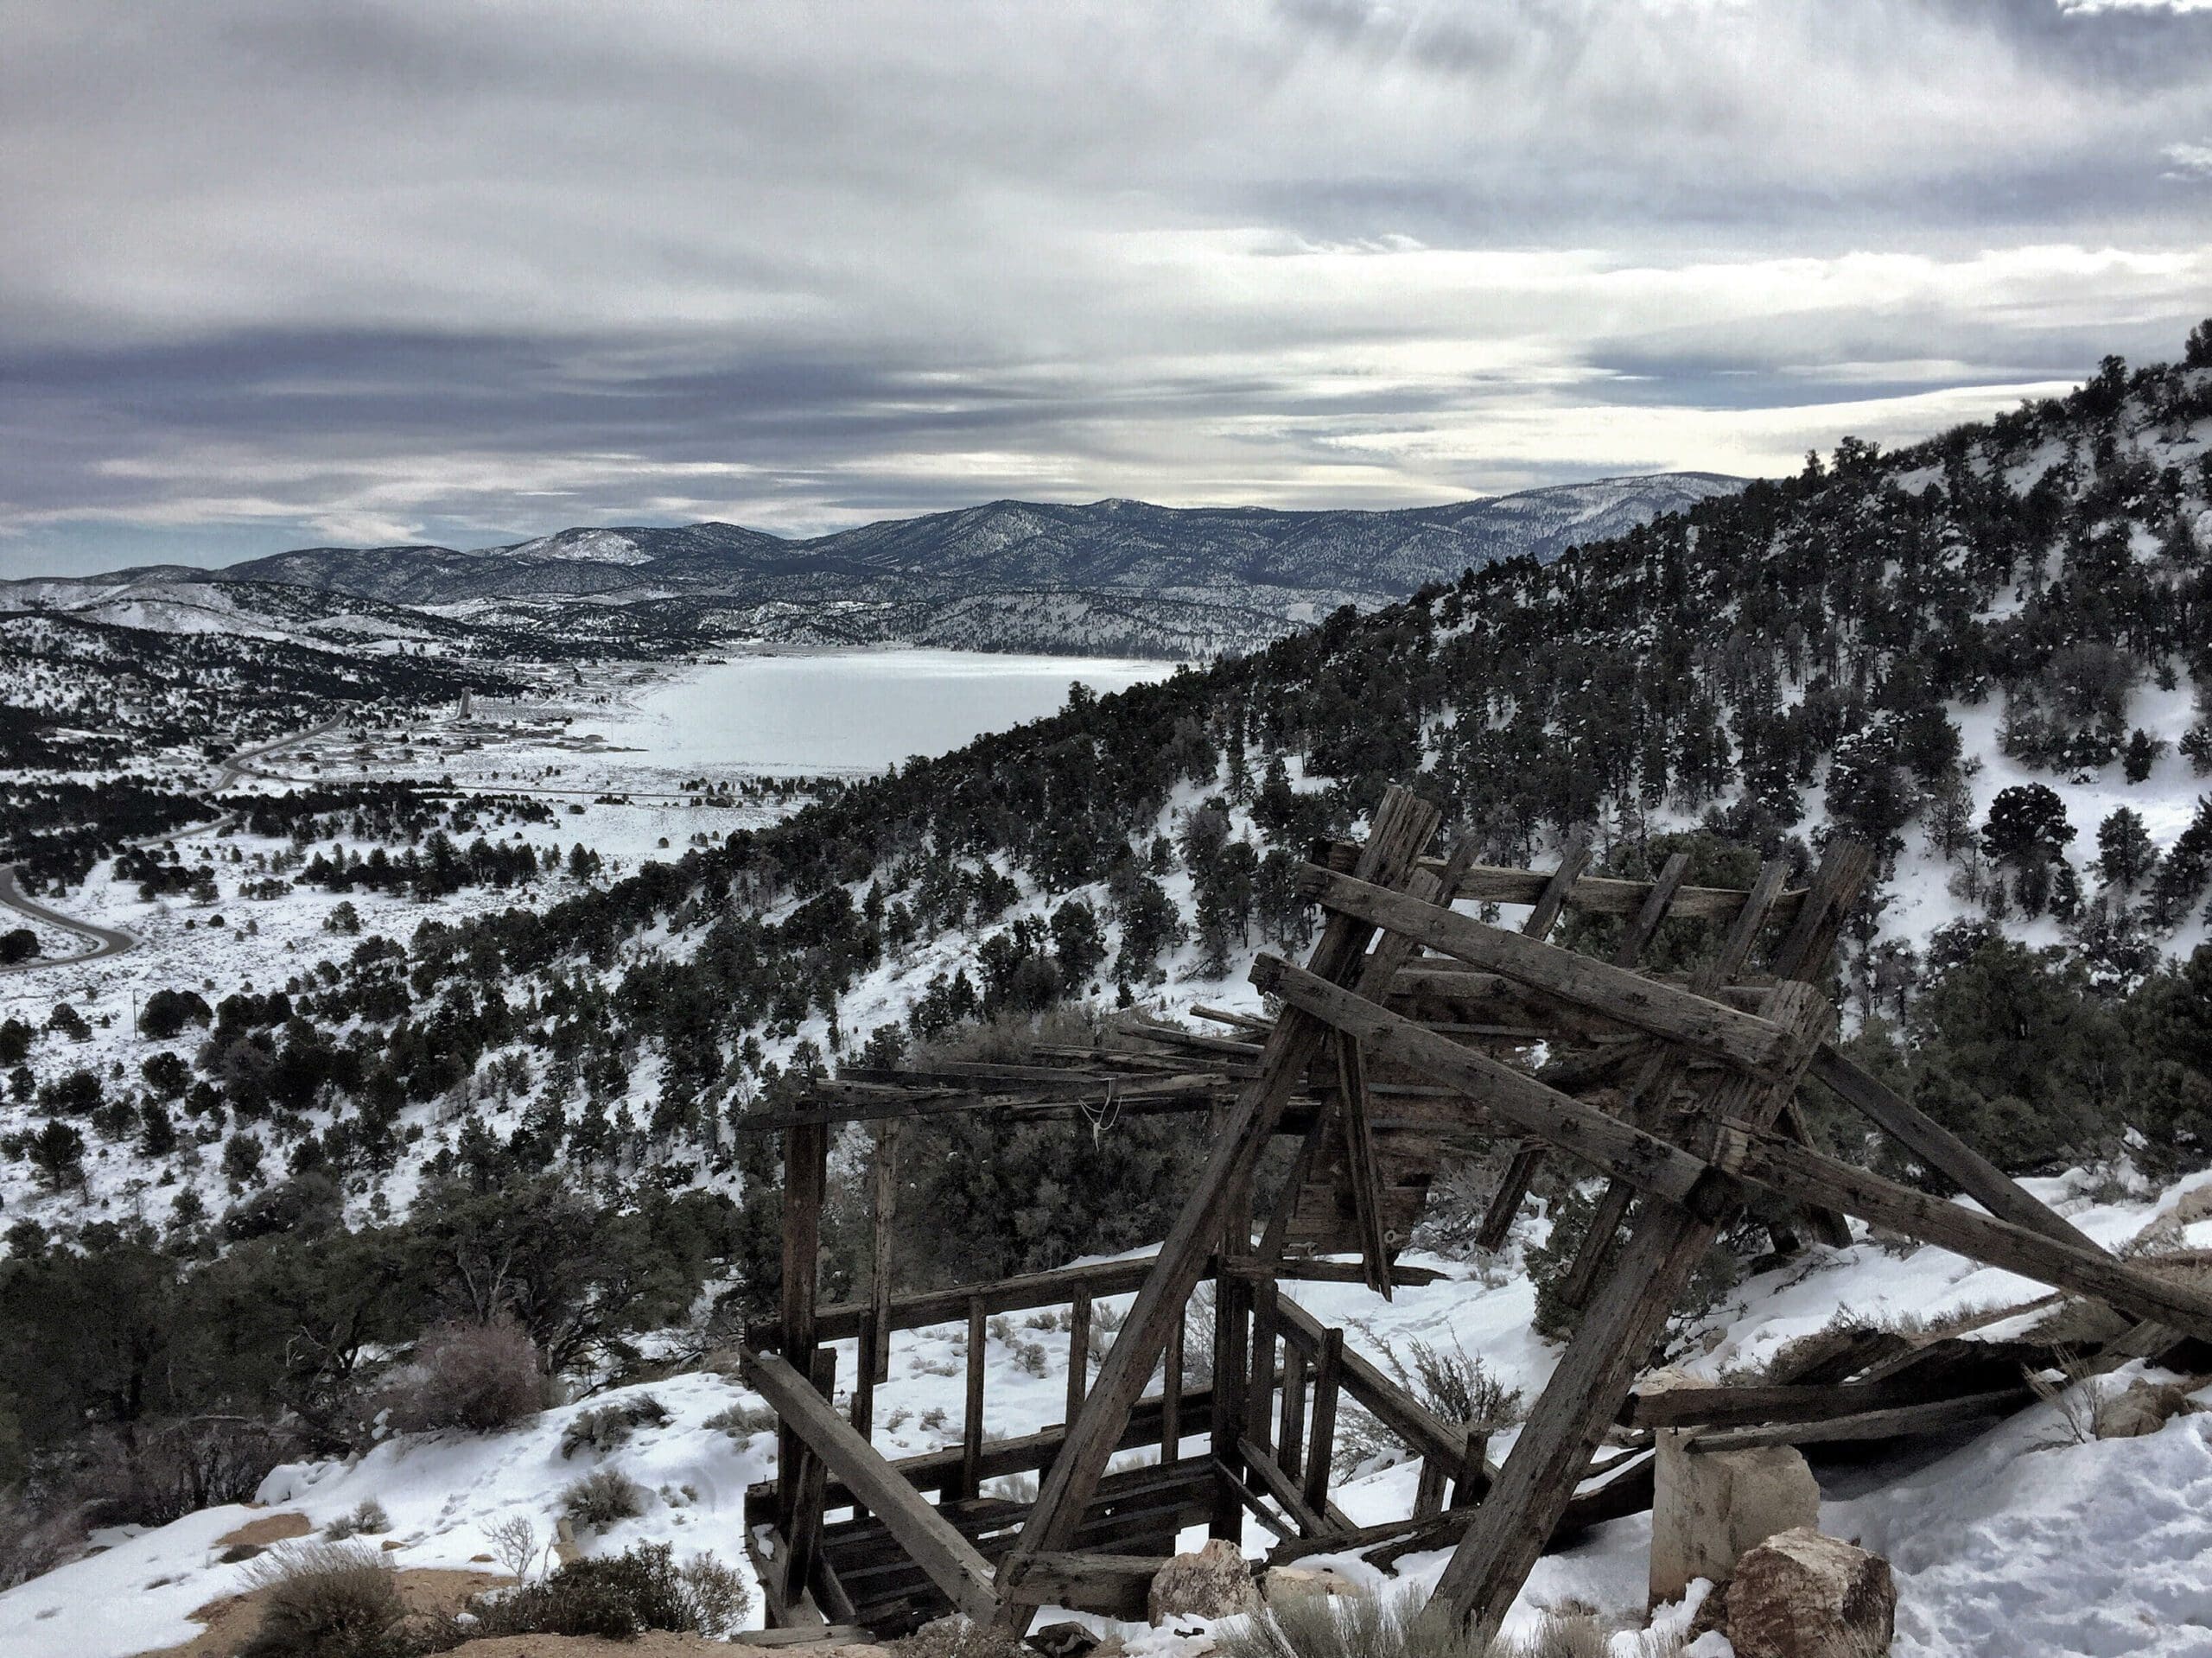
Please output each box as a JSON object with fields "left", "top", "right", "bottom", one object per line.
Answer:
{"left": 1218, "top": 1256, "right": 1446, "bottom": 1287}
{"left": 1429, "top": 845, "right": 1869, "bottom": 1640}
{"left": 781, "top": 1346, "right": 837, "bottom": 1617}
{"left": 961, "top": 1296, "right": 987, "bottom": 1502}
{"left": 1809, "top": 1045, "right": 2103, "bottom": 1254}
{"left": 1253, "top": 956, "right": 1727, "bottom": 1216}
{"left": 777, "top": 1121, "right": 829, "bottom": 1537}
{"left": 1470, "top": 835, "right": 1595, "bottom": 1248}
{"left": 1555, "top": 859, "right": 1792, "bottom": 1311}
{"left": 1612, "top": 854, "right": 1693, "bottom": 969}
{"left": 1245, "top": 1276, "right": 1279, "bottom": 1457}
{"left": 1726, "top": 1130, "right": 2212, "bottom": 1342}
{"left": 995, "top": 788, "right": 1441, "bottom": 1623}
{"left": 1242, "top": 1436, "right": 1332, "bottom": 1536}
{"left": 1278, "top": 1342, "right": 1308, "bottom": 1484}
{"left": 1297, "top": 865, "right": 1801, "bottom": 1078}
{"left": 1683, "top": 1387, "right": 2032, "bottom": 1453}
{"left": 869, "top": 1118, "right": 900, "bottom": 1385}
{"left": 787, "top": 1254, "right": 1164, "bottom": 1346}
{"left": 1273, "top": 1295, "right": 1486, "bottom": 1481}
{"left": 1624, "top": 1375, "right": 2000, "bottom": 1431}
{"left": 1066, "top": 1289, "right": 1091, "bottom": 1430}
{"left": 735, "top": 1625, "right": 874, "bottom": 1648}
{"left": 1335, "top": 1034, "right": 1393, "bottom": 1296}
{"left": 742, "top": 1345, "right": 1001, "bottom": 1624}
{"left": 998, "top": 1553, "right": 1171, "bottom": 1621}
{"left": 1400, "top": 856, "right": 1809, "bottom": 925}
{"left": 1302, "top": 1326, "right": 1344, "bottom": 1518}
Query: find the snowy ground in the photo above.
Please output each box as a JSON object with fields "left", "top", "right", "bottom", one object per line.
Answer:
{"left": 9, "top": 1162, "right": 2212, "bottom": 1658}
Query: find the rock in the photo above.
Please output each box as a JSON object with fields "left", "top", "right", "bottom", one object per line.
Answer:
{"left": 1029, "top": 1622, "right": 1106, "bottom": 1658}
{"left": 1649, "top": 1430, "right": 1821, "bottom": 1604}
{"left": 1724, "top": 1528, "right": 1894, "bottom": 1658}
{"left": 2094, "top": 1379, "right": 2196, "bottom": 1439}
{"left": 1261, "top": 1565, "right": 1360, "bottom": 1608}
{"left": 1148, "top": 1539, "right": 1260, "bottom": 1624}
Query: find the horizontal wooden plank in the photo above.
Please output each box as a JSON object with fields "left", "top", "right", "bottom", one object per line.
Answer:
{"left": 1318, "top": 842, "right": 1808, "bottom": 924}
{"left": 1624, "top": 1375, "right": 1989, "bottom": 1431}
{"left": 999, "top": 1553, "right": 1168, "bottom": 1620}
{"left": 741, "top": 1346, "right": 1000, "bottom": 1623}
{"left": 764, "top": 1255, "right": 1167, "bottom": 1345}
{"left": 1682, "top": 1387, "right": 2031, "bottom": 1453}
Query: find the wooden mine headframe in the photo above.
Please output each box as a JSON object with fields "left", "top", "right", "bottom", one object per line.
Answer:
{"left": 733, "top": 786, "right": 2212, "bottom": 1645}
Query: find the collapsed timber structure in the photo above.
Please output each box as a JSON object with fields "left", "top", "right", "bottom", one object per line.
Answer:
{"left": 734, "top": 787, "right": 2212, "bottom": 1644}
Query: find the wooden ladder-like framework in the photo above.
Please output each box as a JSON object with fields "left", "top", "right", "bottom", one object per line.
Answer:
{"left": 735, "top": 785, "right": 2212, "bottom": 1645}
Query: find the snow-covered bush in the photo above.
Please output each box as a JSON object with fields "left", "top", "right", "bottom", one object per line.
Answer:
{"left": 559, "top": 1394, "right": 670, "bottom": 1459}
{"left": 457, "top": 1540, "right": 748, "bottom": 1641}
{"left": 561, "top": 1465, "right": 645, "bottom": 1532}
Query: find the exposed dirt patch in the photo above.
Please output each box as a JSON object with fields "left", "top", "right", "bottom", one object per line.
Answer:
{"left": 131, "top": 1566, "right": 503, "bottom": 1658}
{"left": 212, "top": 1511, "right": 313, "bottom": 1549}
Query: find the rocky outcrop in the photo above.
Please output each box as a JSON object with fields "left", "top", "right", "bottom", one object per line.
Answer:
{"left": 1722, "top": 1528, "right": 1895, "bottom": 1658}
{"left": 1148, "top": 1539, "right": 1260, "bottom": 1623}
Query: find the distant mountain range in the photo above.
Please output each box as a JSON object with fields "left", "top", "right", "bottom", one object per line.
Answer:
{"left": 2, "top": 474, "right": 1742, "bottom": 658}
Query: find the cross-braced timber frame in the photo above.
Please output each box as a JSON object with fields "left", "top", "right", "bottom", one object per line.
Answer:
{"left": 731, "top": 785, "right": 2212, "bottom": 1645}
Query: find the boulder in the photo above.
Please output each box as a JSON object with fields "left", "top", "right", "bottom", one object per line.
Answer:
{"left": 1650, "top": 1428, "right": 1821, "bottom": 1604}
{"left": 2094, "top": 1379, "right": 2196, "bottom": 1439}
{"left": 1724, "top": 1528, "right": 1894, "bottom": 1658}
{"left": 1148, "top": 1539, "right": 1261, "bottom": 1623}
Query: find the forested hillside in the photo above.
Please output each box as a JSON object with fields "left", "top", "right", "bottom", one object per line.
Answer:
{"left": 4, "top": 328, "right": 2212, "bottom": 1591}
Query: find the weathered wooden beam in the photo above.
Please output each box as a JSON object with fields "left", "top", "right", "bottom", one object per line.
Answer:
{"left": 1624, "top": 1375, "right": 2000, "bottom": 1431}
{"left": 1066, "top": 1289, "right": 1091, "bottom": 1431}
{"left": 780, "top": 1254, "right": 1166, "bottom": 1346}
{"left": 1273, "top": 1295, "right": 1484, "bottom": 1480}
{"left": 1335, "top": 1034, "right": 1393, "bottom": 1296}
{"left": 1428, "top": 844, "right": 1869, "bottom": 1641}
{"left": 996, "top": 1553, "right": 1170, "bottom": 1621}
{"left": 742, "top": 1346, "right": 1000, "bottom": 1624}
{"left": 1725, "top": 1130, "right": 2212, "bottom": 1343}
{"left": 1297, "top": 865, "right": 1802, "bottom": 1080}
{"left": 1161, "top": 1315, "right": 1185, "bottom": 1466}
{"left": 1218, "top": 1256, "right": 1446, "bottom": 1288}
{"left": 1470, "top": 835, "right": 1593, "bottom": 1251}
{"left": 782, "top": 1347, "right": 837, "bottom": 1617}
{"left": 1682, "top": 1387, "right": 2032, "bottom": 1454}
{"left": 1278, "top": 1343, "right": 1308, "bottom": 1485}
{"left": 1302, "top": 1326, "right": 1344, "bottom": 1519}
{"left": 1242, "top": 1436, "right": 1332, "bottom": 1536}
{"left": 961, "top": 1295, "right": 987, "bottom": 1502}
{"left": 1808, "top": 1045, "right": 2103, "bottom": 1254}
{"left": 1350, "top": 848, "right": 1808, "bottom": 925}
{"left": 777, "top": 1120, "right": 830, "bottom": 1537}
{"left": 1253, "top": 956, "right": 1727, "bottom": 1217}
{"left": 995, "top": 787, "right": 1442, "bottom": 1624}
{"left": 869, "top": 1118, "right": 900, "bottom": 1386}
{"left": 1554, "top": 858, "right": 1792, "bottom": 1312}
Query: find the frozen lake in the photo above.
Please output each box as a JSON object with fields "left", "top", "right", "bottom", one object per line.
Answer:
{"left": 594, "top": 648, "right": 1175, "bottom": 775}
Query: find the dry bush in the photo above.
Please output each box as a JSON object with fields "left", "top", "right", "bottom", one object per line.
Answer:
{"left": 378, "top": 1318, "right": 546, "bottom": 1435}
{"left": 559, "top": 1394, "right": 671, "bottom": 1459}
{"left": 562, "top": 1465, "right": 645, "bottom": 1531}
{"left": 324, "top": 1498, "right": 391, "bottom": 1540}
{"left": 485, "top": 1514, "right": 540, "bottom": 1582}
{"left": 452, "top": 1541, "right": 749, "bottom": 1643}
{"left": 1378, "top": 1334, "right": 1523, "bottom": 1434}
{"left": 237, "top": 1540, "right": 407, "bottom": 1658}
{"left": 705, "top": 1400, "right": 778, "bottom": 1439}
{"left": 0, "top": 1489, "right": 90, "bottom": 1591}
{"left": 890, "top": 1613, "right": 1033, "bottom": 1658}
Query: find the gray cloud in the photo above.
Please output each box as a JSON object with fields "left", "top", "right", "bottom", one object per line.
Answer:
{"left": 1, "top": 0, "right": 2208, "bottom": 575}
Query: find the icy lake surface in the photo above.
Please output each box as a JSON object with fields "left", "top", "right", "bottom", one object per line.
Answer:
{"left": 594, "top": 648, "right": 1175, "bottom": 774}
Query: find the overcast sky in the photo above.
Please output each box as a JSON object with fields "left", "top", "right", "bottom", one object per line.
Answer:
{"left": 3, "top": 0, "right": 2210, "bottom": 575}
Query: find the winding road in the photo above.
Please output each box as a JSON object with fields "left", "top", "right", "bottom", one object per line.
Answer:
{"left": 0, "top": 720, "right": 340, "bottom": 978}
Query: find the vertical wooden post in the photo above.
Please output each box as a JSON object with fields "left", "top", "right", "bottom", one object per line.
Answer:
{"left": 1066, "top": 1289, "right": 1092, "bottom": 1428}
{"left": 1301, "top": 1327, "right": 1344, "bottom": 1519}
{"left": 1210, "top": 1178, "right": 1254, "bottom": 1539}
{"left": 1414, "top": 1458, "right": 1446, "bottom": 1520}
{"left": 781, "top": 1344, "right": 836, "bottom": 1616}
{"left": 1244, "top": 1275, "right": 1279, "bottom": 1458}
{"left": 1449, "top": 1429, "right": 1491, "bottom": 1509}
{"left": 961, "top": 1294, "right": 987, "bottom": 1502}
{"left": 853, "top": 1318, "right": 880, "bottom": 1440}
{"left": 1277, "top": 1342, "right": 1308, "bottom": 1485}
{"left": 869, "top": 1117, "right": 900, "bottom": 1386}
{"left": 1160, "top": 1310, "right": 1184, "bottom": 1465}
{"left": 777, "top": 1120, "right": 829, "bottom": 1538}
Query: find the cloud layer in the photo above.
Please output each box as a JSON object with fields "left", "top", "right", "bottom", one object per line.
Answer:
{"left": 3, "top": 1, "right": 2209, "bottom": 575}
